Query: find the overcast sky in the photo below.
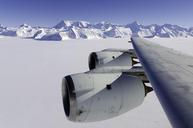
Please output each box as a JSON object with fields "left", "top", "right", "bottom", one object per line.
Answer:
{"left": 0, "top": 0, "right": 193, "bottom": 27}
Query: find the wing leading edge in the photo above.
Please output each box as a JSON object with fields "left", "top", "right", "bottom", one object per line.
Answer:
{"left": 132, "top": 38, "right": 193, "bottom": 128}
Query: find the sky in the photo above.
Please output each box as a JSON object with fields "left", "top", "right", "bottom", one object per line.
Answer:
{"left": 0, "top": 0, "right": 193, "bottom": 27}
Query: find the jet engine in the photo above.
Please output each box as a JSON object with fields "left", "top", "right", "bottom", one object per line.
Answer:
{"left": 88, "top": 49, "right": 138, "bottom": 70}
{"left": 62, "top": 72, "right": 150, "bottom": 122}
{"left": 62, "top": 47, "right": 152, "bottom": 122}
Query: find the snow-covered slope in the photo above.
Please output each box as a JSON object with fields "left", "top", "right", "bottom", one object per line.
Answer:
{"left": 16, "top": 24, "right": 39, "bottom": 38}
{"left": 0, "top": 20, "right": 193, "bottom": 40}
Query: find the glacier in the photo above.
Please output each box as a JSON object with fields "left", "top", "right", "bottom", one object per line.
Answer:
{"left": 0, "top": 21, "right": 193, "bottom": 41}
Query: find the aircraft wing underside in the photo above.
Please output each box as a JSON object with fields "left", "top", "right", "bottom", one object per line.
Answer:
{"left": 132, "top": 38, "right": 193, "bottom": 128}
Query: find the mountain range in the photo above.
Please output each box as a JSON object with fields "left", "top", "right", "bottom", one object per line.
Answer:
{"left": 0, "top": 21, "right": 193, "bottom": 40}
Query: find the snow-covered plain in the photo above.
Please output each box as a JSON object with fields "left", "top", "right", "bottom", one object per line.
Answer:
{"left": 2, "top": 37, "right": 193, "bottom": 128}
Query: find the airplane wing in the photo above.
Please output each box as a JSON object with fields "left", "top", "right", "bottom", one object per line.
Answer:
{"left": 131, "top": 38, "right": 193, "bottom": 128}
{"left": 62, "top": 37, "right": 193, "bottom": 127}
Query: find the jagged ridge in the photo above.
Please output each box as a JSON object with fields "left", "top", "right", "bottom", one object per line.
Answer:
{"left": 0, "top": 21, "right": 193, "bottom": 40}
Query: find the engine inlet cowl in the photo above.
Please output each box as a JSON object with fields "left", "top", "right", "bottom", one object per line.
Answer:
{"left": 62, "top": 73, "right": 145, "bottom": 122}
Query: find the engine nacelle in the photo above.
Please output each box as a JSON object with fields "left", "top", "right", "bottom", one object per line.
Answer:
{"left": 62, "top": 73, "right": 145, "bottom": 122}
{"left": 88, "top": 49, "right": 138, "bottom": 70}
